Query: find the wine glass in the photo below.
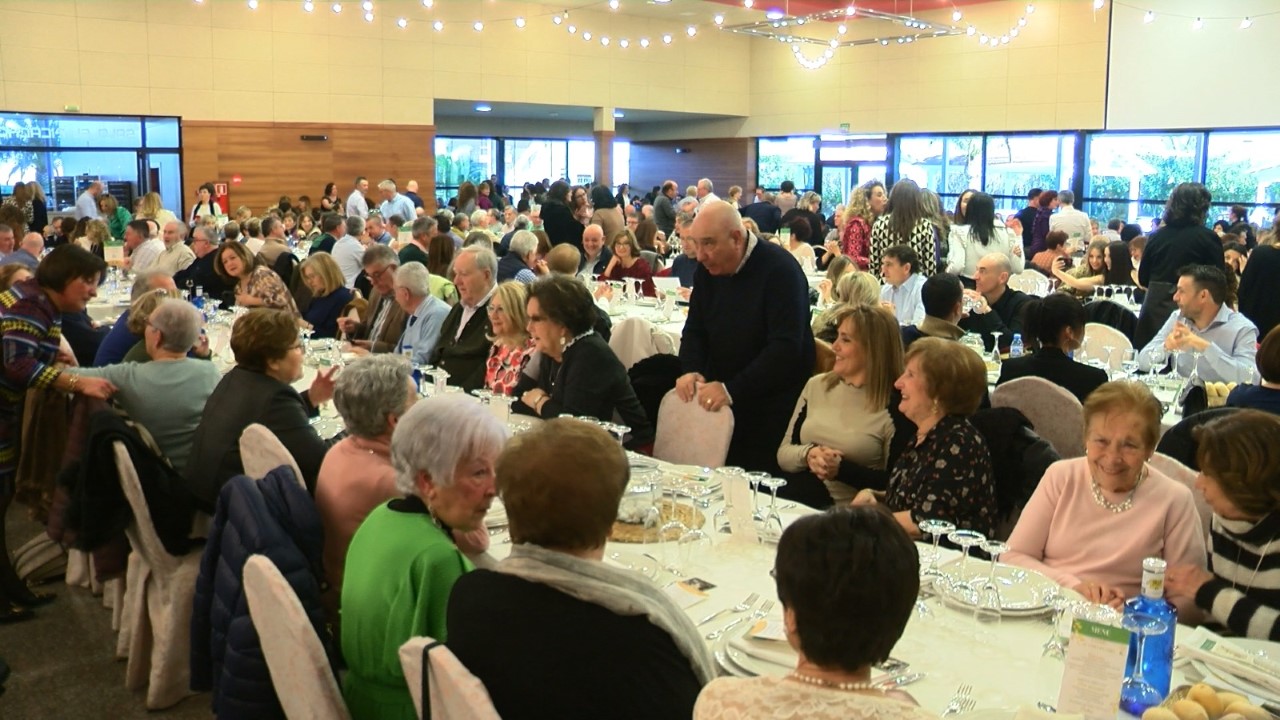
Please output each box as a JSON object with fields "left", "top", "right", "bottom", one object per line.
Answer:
{"left": 1101, "top": 345, "right": 1116, "bottom": 376}
{"left": 712, "top": 466, "right": 745, "bottom": 534}
{"left": 946, "top": 529, "right": 987, "bottom": 584}
{"left": 1121, "top": 349, "right": 1140, "bottom": 378}
{"left": 1040, "top": 589, "right": 1070, "bottom": 659}
{"left": 607, "top": 423, "right": 631, "bottom": 446}
{"left": 974, "top": 540, "right": 1009, "bottom": 626}
{"left": 917, "top": 519, "right": 956, "bottom": 580}
{"left": 758, "top": 476, "right": 788, "bottom": 542}
{"left": 989, "top": 330, "right": 1004, "bottom": 357}
{"left": 1119, "top": 612, "right": 1170, "bottom": 714}
{"left": 678, "top": 527, "right": 713, "bottom": 573}
{"left": 744, "top": 471, "right": 769, "bottom": 521}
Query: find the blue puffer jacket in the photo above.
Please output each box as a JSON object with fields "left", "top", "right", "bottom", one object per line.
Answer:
{"left": 190, "top": 467, "right": 332, "bottom": 719}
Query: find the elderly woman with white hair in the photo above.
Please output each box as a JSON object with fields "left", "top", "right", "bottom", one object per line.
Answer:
{"left": 497, "top": 229, "right": 547, "bottom": 284}
{"left": 340, "top": 394, "right": 508, "bottom": 720}
{"left": 315, "top": 354, "right": 418, "bottom": 621}
{"left": 69, "top": 299, "right": 221, "bottom": 474}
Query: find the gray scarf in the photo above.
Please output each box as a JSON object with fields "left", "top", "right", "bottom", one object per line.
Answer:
{"left": 493, "top": 544, "right": 717, "bottom": 685}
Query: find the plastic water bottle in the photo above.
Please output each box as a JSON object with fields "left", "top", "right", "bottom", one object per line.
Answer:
{"left": 1120, "top": 557, "right": 1177, "bottom": 713}
{"left": 1009, "top": 333, "right": 1024, "bottom": 358}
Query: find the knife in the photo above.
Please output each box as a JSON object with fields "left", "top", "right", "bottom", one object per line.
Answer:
{"left": 876, "top": 672, "right": 924, "bottom": 690}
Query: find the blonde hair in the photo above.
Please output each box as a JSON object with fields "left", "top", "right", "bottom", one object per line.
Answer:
{"left": 299, "top": 253, "right": 345, "bottom": 296}
{"left": 822, "top": 304, "right": 903, "bottom": 411}
{"left": 832, "top": 270, "right": 880, "bottom": 306}
{"left": 137, "top": 192, "right": 165, "bottom": 220}
{"left": 126, "top": 288, "right": 181, "bottom": 335}
{"left": 842, "top": 185, "right": 874, "bottom": 227}
{"left": 488, "top": 281, "right": 530, "bottom": 346}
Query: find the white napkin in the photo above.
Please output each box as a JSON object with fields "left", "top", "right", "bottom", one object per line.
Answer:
{"left": 1180, "top": 626, "right": 1280, "bottom": 697}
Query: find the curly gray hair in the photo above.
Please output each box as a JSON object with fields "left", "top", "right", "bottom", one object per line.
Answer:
{"left": 334, "top": 354, "right": 416, "bottom": 439}
{"left": 390, "top": 394, "right": 508, "bottom": 495}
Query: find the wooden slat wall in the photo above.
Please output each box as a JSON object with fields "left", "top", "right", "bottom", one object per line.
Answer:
{"left": 181, "top": 121, "right": 435, "bottom": 218}
{"left": 627, "top": 138, "right": 756, "bottom": 201}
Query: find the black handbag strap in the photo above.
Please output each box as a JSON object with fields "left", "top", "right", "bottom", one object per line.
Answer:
{"left": 421, "top": 641, "right": 442, "bottom": 720}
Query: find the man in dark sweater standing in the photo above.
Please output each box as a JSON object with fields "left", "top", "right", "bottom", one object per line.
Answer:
{"left": 676, "top": 201, "right": 814, "bottom": 478}
{"left": 1015, "top": 187, "right": 1041, "bottom": 254}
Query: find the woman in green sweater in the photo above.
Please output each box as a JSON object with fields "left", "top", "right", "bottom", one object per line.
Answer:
{"left": 99, "top": 194, "right": 132, "bottom": 241}
{"left": 340, "top": 393, "right": 508, "bottom": 720}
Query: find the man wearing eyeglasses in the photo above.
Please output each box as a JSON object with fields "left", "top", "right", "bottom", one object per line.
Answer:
{"left": 337, "top": 244, "right": 406, "bottom": 354}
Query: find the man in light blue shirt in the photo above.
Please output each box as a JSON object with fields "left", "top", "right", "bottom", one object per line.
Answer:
{"left": 332, "top": 215, "right": 367, "bottom": 288}
{"left": 367, "top": 214, "right": 394, "bottom": 245}
{"left": 1138, "top": 264, "right": 1258, "bottom": 394}
{"left": 879, "top": 243, "right": 926, "bottom": 326}
{"left": 347, "top": 176, "right": 370, "bottom": 219}
{"left": 75, "top": 181, "right": 102, "bottom": 220}
{"left": 377, "top": 179, "right": 416, "bottom": 224}
{"left": 393, "top": 261, "right": 451, "bottom": 365}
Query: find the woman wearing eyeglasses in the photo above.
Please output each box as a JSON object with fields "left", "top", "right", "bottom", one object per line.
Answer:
{"left": 483, "top": 281, "right": 534, "bottom": 397}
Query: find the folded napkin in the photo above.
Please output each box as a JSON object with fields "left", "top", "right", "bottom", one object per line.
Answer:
{"left": 728, "top": 620, "right": 797, "bottom": 669}
{"left": 1180, "top": 626, "right": 1280, "bottom": 698}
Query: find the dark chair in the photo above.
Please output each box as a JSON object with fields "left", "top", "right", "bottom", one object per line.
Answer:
{"left": 627, "top": 354, "right": 683, "bottom": 430}
{"left": 970, "top": 406, "right": 1061, "bottom": 540}
{"left": 1154, "top": 406, "right": 1242, "bottom": 470}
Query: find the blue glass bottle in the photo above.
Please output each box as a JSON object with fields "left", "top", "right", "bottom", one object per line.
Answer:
{"left": 1009, "top": 333, "right": 1025, "bottom": 358}
{"left": 1120, "top": 557, "right": 1177, "bottom": 714}
{"left": 192, "top": 285, "right": 206, "bottom": 311}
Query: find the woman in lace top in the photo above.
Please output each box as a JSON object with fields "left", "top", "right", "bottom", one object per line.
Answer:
{"left": 484, "top": 281, "right": 534, "bottom": 397}
{"left": 695, "top": 507, "right": 937, "bottom": 720}
{"left": 853, "top": 337, "right": 998, "bottom": 538}
{"left": 215, "top": 241, "right": 300, "bottom": 317}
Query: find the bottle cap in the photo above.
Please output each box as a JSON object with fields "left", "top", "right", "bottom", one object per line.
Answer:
{"left": 1143, "top": 557, "right": 1167, "bottom": 573}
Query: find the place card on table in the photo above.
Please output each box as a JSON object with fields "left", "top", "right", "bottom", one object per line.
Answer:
{"left": 104, "top": 244, "right": 124, "bottom": 263}
{"left": 746, "top": 618, "right": 787, "bottom": 642}
{"left": 1056, "top": 618, "right": 1131, "bottom": 719}
{"left": 725, "top": 475, "right": 759, "bottom": 546}
{"left": 662, "top": 581, "right": 709, "bottom": 610}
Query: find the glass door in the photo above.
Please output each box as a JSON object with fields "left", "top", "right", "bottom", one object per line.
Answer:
{"left": 817, "top": 164, "right": 853, "bottom": 216}
{"left": 857, "top": 163, "right": 886, "bottom": 186}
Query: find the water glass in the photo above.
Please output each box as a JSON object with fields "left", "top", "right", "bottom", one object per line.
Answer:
{"left": 917, "top": 519, "right": 956, "bottom": 580}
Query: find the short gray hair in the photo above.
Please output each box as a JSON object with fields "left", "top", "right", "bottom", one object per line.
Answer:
{"left": 378, "top": 179, "right": 397, "bottom": 192}
{"left": 390, "top": 394, "right": 508, "bottom": 494}
{"left": 457, "top": 244, "right": 498, "bottom": 278}
{"left": 412, "top": 216, "right": 437, "bottom": 239}
{"left": 677, "top": 197, "right": 699, "bottom": 214}
{"left": 437, "top": 208, "right": 455, "bottom": 224}
{"left": 148, "top": 298, "right": 202, "bottom": 352}
{"left": 192, "top": 226, "right": 219, "bottom": 245}
{"left": 698, "top": 178, "right": 714, "bottom": 192}
{"left": 394, "top": 261, "right": 431, "bottom": 297}
{"left": 361, "top": 243, "right": 398, "bottom": 268}
{"left": 512, "top": 215, "right": 532, "bottom": 232}
{"left": 470, "top": 210, "right": 488, "bottom": 227}
{"left": 1058, "top": 189, "right": 1075, "bottom": 205}
{"left": 131, "top": 270, "right": 173, "bottom": 301}
{"left": 509, "top": 229, "right": 538, "bottom": 256}
{"left": 675, "top": 210, "right": 697, "bottom": 229}
{"left": 334, "top": 354, "right": 414, "bottom": 439}
{"left": 345, "top": 215, "right": 365, "bottom": 236}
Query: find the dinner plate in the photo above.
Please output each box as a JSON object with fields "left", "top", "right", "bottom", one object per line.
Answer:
{"left": 710, "top": 633, "right": 750, "bottom": 677}
{"left": 728, "top": 627, "right": 796, "bottom": 671}
{"left": 603, "top": 550, "right": 658, "bottom": 580}
{"left": 710, "top": 631, "right": 778, "bottom": 677}
{"left": 935, "top": 560, "right": 1057, "bottom": 616}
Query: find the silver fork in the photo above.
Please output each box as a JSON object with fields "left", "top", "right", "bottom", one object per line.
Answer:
{"left": 706, "top": 600, "right": 774, "bottom": 640}
{"left": 941, "top": 684, "right": 974, "bottom": 717}
{"left": 696, "top": 593, "right": 759, "bottom": 626}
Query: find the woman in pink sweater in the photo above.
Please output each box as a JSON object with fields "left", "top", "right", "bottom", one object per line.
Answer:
{"left": 1004, "top": 381, "right": 1207, "bottom": 616}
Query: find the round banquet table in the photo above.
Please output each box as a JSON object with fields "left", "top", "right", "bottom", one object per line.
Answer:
{"left": 481, "top": 454, "right": 1214, "bottom": 718}
{"left": 86, "top": 288, "right": 131, "bottom": 323}
{"left": 600, "top": 298, "right": 686, "bottom": 353}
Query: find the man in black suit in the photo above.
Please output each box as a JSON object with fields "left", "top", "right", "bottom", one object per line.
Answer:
{"left": 174, "top": 225, "right": 231, "bottom": 306}
{"left": 740, "top": 192, "right": 782, "bottom": 235}
{"left": 429, "top": 244, "right": 496, "bottom": 391}
{"left": 1015, "top": 188, "right": 1041, "bottom": 253}
{"left": 960, "top": 252, "right": 1030, "bottom": 353}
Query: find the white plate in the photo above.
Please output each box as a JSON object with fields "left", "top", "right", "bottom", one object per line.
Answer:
{"left": 728, "top": 627, "right": 796, "bottom": 670}
{"left": 710, "top": 630, "right": 783, "bottom": 677}
{"left": 935, "top": 560, "right": 1057, "bottom": 616}
{"left": 710, "top": 633, "right": 750, "bottom": 677}
{"left": 963, "top": 710, "right": 1017, "bottom": 720}
{"left": 604, "top": 550, "right": 658, "bottom": 581}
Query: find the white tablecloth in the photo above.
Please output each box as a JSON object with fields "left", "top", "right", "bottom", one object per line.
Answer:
{"left": 483, "top": 457, "right": 1213, "bottom": 717}
{"left": 87, "top": 290, "right": 131, "bottom": 322}
{"left": 604, "top": 301, "right": 686, "bottom": 352}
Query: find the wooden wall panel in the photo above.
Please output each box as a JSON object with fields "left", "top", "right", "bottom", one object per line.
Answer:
{"left": 628, "top": 139, "right": 755, "bottom": 201}
{"left": 181, "top": 121, "right": 435, "bottom": 218}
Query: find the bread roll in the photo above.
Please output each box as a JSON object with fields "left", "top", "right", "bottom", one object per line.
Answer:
{"left": 1186, "top": 683, "right": 1225, "bottom": 719}
{"left": 1223, "top": 702, "right": 1270, "bottom": 720}
{"left": 1172, "top": 699, "right": 1211, "bottom": 720}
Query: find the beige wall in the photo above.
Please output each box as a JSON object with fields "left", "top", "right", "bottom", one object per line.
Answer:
{"left": 0, "top": 0, "right": 750, "bottom": 124}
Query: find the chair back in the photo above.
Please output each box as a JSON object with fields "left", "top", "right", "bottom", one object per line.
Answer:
{"left": 813, "top": 339, "right": 835, "bottom": 375}
{"left": 240, "top": 423, "right": 304, "bottom": 485}
{"left": 1148, "top": 452, "right": 1212, "bottom": 544}
{"left": 990, "top": 377, "right": 1085, "bottom": 458}
{"left": 399, "top": 637, "right": 501, "bottom": 720}
{"left": 608, "top": 316, "right": 671, "bottom": 370}
{"left": 114, "top": 442, "right": 177, "bottom": 576}
{"left": 653, "top": 389, "right": 735, "bottom": 467}
{"left": 639, "top": 249, "right": 665, "bottom": 271}
{"left": 1009, "top": 270, "right": 1050, "bottom": 296}
{"left": 1081, "top": 322, "right": 1133, "bottom": 370}
{"left": 244, "top": 555, "right": 351, "bottom": 720}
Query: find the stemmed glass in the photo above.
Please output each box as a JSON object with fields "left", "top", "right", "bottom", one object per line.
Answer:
{"left": 946, "top": 529, "right": 987, "bottom": 582}
{"left": 1040, "top": 589, "right": 1071, "bottom": 659}
{"left": 712, "top": 467, "right": 745, "bottom": 534}
{"left": 1102, "top": 345, "right": 1117, "bottom": 377}
{"left": 744, "top": 471, "right": 769, "bottom": 521}
{"left": 1121, "top": 349, "right": 1140, "bottom": 378}
{"left": 989, "top": 331, "right": 1004, "bottom": 361}
{"left": 1119, "top": 612, "right": 1170, "bottom": 714}
{"left": 975, "top": 540, "right": 1009, "bottom": 626}
{"left": 606, "top": 423, "right": 631, "bottom": 446}
{"left": 918, "top": 519, "right": 956, "bottom": 581}
{"left": 757, "top": 477, "right": 788, "bottom": 541}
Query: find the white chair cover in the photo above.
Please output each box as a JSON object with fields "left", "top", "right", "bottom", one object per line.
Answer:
{"left": 1081, "top": 322, "right": 1133, "bottom": 371}
{"left": 990, "top": 377, "right": 1085, "bottom": 459}
{"left": 608, "top": 316, "right": 671, "bottom": 370}
{"left": 1009, "top": 270, "right": 1050, "bottom": 296}
{"left": 243, "top": 555, "right": 351, "bottom": 720}
{"left": 399, "top": 637, "right": 502, "bottom": 720}
{"left": 653, "top": 389, "right": 735, "bottom": 468}
{"left": 1148, "top": 452, "right": 1212, "bottom": 544}
{"left": 240, "top": 423, "right": 304, "bottom": 485}
{"left": 114, "top": 442, "right": 202, "bottom": 709}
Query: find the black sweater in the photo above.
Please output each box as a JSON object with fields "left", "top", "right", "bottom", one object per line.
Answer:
{"left": 1197, "top": 512, "right": 1280, "bottom": 641}
{"left": 997, "top": 346, "right": 1108, "bottom": 403}
{"left": 513, "top": 333, "right": 653, "bottom": 446}
{"left": 1138, "top": 221, "right": 1225, "bottom": 288}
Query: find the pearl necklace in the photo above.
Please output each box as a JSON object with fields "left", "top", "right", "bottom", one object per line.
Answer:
{"left": 1090, "top": 467, "right": 1147, "bottom": 514}
{"left": 787, "top": 672, "right": 883, "bottom": 692}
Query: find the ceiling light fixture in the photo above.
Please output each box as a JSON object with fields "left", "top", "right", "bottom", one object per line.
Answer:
{"left": 1191, "top": 17, "right": 1202, "bottom": 30}
{"left": 601, "top": 36, "right": 610, "bottom": 45}
{"left": 686, "top": 26, "right": 697, "bottom": 37}
{"left": 363, "top": 11, "right": 373, "bottom": 21}
{"left": 953, "top": 9, "right": 962, "bottom": 22}
{"left": 568, "top": 25, "right": 576, "bottom": 34}
{"left": 553, "top": 15, "right": 562, "bottom": 25}
{"left": 614, "top": 110, "right": 624, "bottom": 118}
{"left": 433, "top": 19, "right": 443, "bottom": 30}
{"left": 422, "top": 0, "right": 432, "bottom": 6}
{"left": 515, "top": 17, "right": 525, "bottom": 28}
{"left": 1240, "top": 16, "right": 1253, "bottom": 29}
{"left": 837, "top": 24, "right": 847, "bottom": 34}
{"left": 609, "top": 0, "right": 619, "bottom": 8}
{"left": 1143, "top": 10, "right": 1154, "bottom": 23}
{"left": 396, "top": 17, "right": 407, "bottom": 27}
{"left": 744, "top": 0, "right": 753, "bottom": 8}
{"left": 714, "top": 14, "right": 724, "bottom": 26}
{"left": 765, "top": 11, "right": 783, "bottom": 20}
{"left": 662, "top": 33, "right": 673, "bottom": 44}
{"left": 302, "top": 0, "right": 313, "bottom": 11}
{"left": 473, "top": 20, "right": 483, "bottom": 31}
{"left": 247, "top": 0, "right": 258, "bottom": 8}
{"left": 620, "top": 38, "right": 629, "bottom": 48}
{"left": 331, "top": 2, "right": 341, "bottom": 13}
{"left": 1025, "top": 3, "right": 1035, "bottom": 13}
{"left": 583, "top": 31, "right": 592, "bottom": 40}
{"left": 1092, "top": 0, "right": 1104, "bottom": 8}
{"left": 361, "top": 0, "right": 372, "bottom": 10}
{"left": 639, "top": 37, "right": 650, "bottom": 47}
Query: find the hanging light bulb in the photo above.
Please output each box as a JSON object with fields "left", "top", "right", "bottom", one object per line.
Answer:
{"left": 302, "top": 0, "right": 314, "bottom": 11}
{"left": 247, "top": 0, "right": 258, "bottom": 8}
{"left": 1018, "top": 17, "right": 1026, "bottom": 26}
{"left": 601, "top": 36, "right": 610, "bottom": 46}
{"left": 837, "top": 24, "right": 847, "bottom": 35}
{"left": 432, "top": 19, "right": 443, "bottom": 31}
{"left": 583, "top": 31, "right": 592, "bottom": 40}
{"left": 829, "top": 38, "right": 838, "bottom": 48}
{"left": 567, "top": 24, "right": 576, "bottom": 34}
{"left": 363, "top": 11, "right": 374, "bottom": 22}
{"left": 714, "top": 14, "right": 724, "bottom": 26}
{"left": 1010, "top": 27, "right": 1019, "bottom": 37}
{"left": 361, "top": 0, "right": 372, "bottom": 11}
{"left": 396, "top": 17, "right": 407, "bottom": 28}
{"left": 967, "top": 25, "right": 975, "bottom": 35}
{"left": 952, "top": 9, "right": 962, "bottom": 22}
{"left": 1143, "top": 10, "right": 1154, "bottom": 23}
{"left": 609, "top": 0, "right": 619, "bottom": 8}
{"left": 979, "top": 34, "right": 988, "bottom": 44}
{"left": 422, "top": 0, "right": 432, "bottom": 6}
{"left": 553, "top": 15, "right": 562, "bottom": 25}
{"left": 1192, "top": 17, "right": 1202, "bottom": 30}
{"left": 331, "top": 2, "right": 342, "bottom": 13}
{"left": 1092, "top": 0, "right": 1104, "bottom": 8}
{"left": 1025, "top": 3, "right": 1035, "bottom": 14}
{"left": 473, "top": 20, "right": 483, "bottom": 31}
{"left": 743, "top": 0, "right": 753, "bottom": 7}
{"left": 686, "top": 26, "right": 697, "bottom": 37}
{"left": 879, "top": 38, "right": 888, "bottom": 45}
{"left": 515, "top": 17, "right": 525, "bottom": 28}
{"left": 1240, "top": 17, "right": 1253, "bottom": 29}
{"left": 662, "top": 33, "right": 673, "bottom": 44}
{"left": 639, "top": 37, "right": 650, "bottom": 48}
{"left": 619, "top": 38, "right": 629, "bottom": 48}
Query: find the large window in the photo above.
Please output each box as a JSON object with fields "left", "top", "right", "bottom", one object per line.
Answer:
{"left": 435, "top": 137, "right": 498, "bottom": 198}
{"left": 757, "top": 137, "right": 816, "bottom": 191}
{"left": 1205, "top": 131, "right": 1280, "bottom": 226}
{"left": 612, "top": 140, "right": 631, "bottom": 193}
{"left": 984, "top": 134, "right": 1075, "bottom": 213}
{"left": 0, "top": 111, "right": 181, "bottom": 221}
{"left": 1084, "top": 132, "right": 1204, "bottom": 225}
{"left": 896, "top": 135, "right": 982, "bottom": 201}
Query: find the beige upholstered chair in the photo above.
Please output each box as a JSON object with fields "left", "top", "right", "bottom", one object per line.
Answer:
{"left": 115, "top": 442, "right": 202, "bottom": 710}
{"left": 1147, "top": 452, "right": 1211, "bottom": 544}
{"left": 608, "top": 316, "right": 674, "bottom": 370}
{"left": 244, "top": 554, "right": 351, "bottom": 720}
{"left": 399, "top": 637, "right": 502, "bottom": 720}
{"left": 240, "top": 423, "right": 304, "bottom": 485}
{"left": 1081, "top": 322, "right": 1133, "bottom": 371}
{"left": 990, "top": 377, "right": 1085, "bottom": 459}
{"left": 653, "top": 389, "right": 735, "bottom": 468}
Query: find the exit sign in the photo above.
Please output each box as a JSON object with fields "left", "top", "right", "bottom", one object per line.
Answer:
{"left": 839, "top": 123, "right": 850, "bottom": 132}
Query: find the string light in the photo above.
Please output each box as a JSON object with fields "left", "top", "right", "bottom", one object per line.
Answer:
{"left": 567, "top": 24, "right": 576, "bottom": 34}
{"left": 837, "top": 24, "right": 847, "bottom": 35}
{"left": 331, "top": 2, "right": 341, "bottom": 13}
{"left": 619, "top": 38, "right": 629, "bottom": 48}
{"left": 744, "top": 0, "right": 753, "bottom": 7}
{"left": 1240, "top": 16, "right": 1253, "bottom": 29}
{"left": 361, "top": 0, "right": 371, "bottom": 11}
{"left": 396, "top": 17, "right": 407, "bottom": 28}
{"left": 1143, "top": 10, "right": 1154, "bottom": 23}
{"left": 686, "top": 25, "right": 697, "bottom": 37}
{"left": 247, "top": 0, "right": 258, "bottom": 8}
{"left": 952, "top": 9, "right": 962, "bottom": 22}
{"left": 432, "top": 19, "right": 443, "bottom": 31}
{"left": 600, "top": 36, "right": 609, "bottom": 46}
{"left": 1026, "top": 4, "right": 1035, "bottom": 14}
{"left": 609, "top": 0, "right": 619, "bottom": 9}
{"left": 302, "top": 0, "right": 313, "bottom": 11}
{"left": 583, "top": 30, "right": 592, "bottom": 40}
{"left": 552, "top": 15, "right": 562, "bottom": 25}
{"left": 639, "top": 37, "right": 650, "bottom": 47}
{"left": 1093, "top": 0, "right": 1104, "bottom": 9}
{"left": 714, "top": 14, "right": 724, "bottom": 26}
{"left": 363, "top": 11, "right": 373, "bottom": 22}
{"left": 422, "top": 0, "right": 432, "bottom": 6}
{"left": 662, "top": 33, "right": 672, "bottom": 44}
{"left": 514, "top": 17, "right": 525, "bottom": 28}
{"left": 1191, "top": 17, "right": 1202, "bottom": 30}
{"left": 473, "top": 20, "right": 483, "bottom": 31}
